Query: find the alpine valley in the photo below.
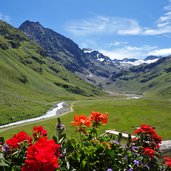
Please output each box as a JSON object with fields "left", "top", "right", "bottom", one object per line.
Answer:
{"left": 0, "top": 19, "right": 171, "bottom": 125}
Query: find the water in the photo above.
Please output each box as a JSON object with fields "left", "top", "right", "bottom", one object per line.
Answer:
{"left": 0, "top": 102, "right": 64, "bottom": 129}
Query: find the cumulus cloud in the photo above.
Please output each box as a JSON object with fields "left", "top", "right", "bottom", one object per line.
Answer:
{"left": 143, "top": 0, "right": 171, "bottom": 35}
{"left": 98, "top": 45, "right": 158, "bottom": 60}
{"left": 65, "top": 16, "right": 142, "bottom": 36}
{"left": 99, "top": 45, "right": 171, "bottom": 60}
{"left": 66, "top": 0, "right": 171, "bottom": 36}
{"left": 147, "top": 48, "right": 171, "bottom": 56}
{"left": 65, "top": 0, "right": 171, "bottom": 59}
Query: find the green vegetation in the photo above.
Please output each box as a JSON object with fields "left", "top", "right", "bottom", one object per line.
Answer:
{"left": 0, "top": 20, "right": 104, "bottom": 125}
{"left": 0, "top": 20, "right": 171, "bottom": 143}
{"left": 1, "top": 95, "right": 171, "bottom": 140}
{"left": 114, "top": 57, "right": 171, "bottom": 97}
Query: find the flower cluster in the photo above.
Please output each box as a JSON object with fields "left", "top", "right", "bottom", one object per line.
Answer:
{"left": 32, "top": 126, "right": 47, "bottom": 140}
{"left": 71, "top": 111, "right": 108, "bottom": 127}
{"left": 143, "top": 147, "right": 155, "bottom": 158}
{"left": 22, "top": 137, "right": 60, "bottom": 171}
{"left": 134, "top": 124, "right": 162, "bottom": 144}
{"left": 90, "top": 111, "right": 108, "bottom": 126}
{"left": 71, "top": 114, "right": 92, "bottom": 127}
{"left": 164, "top": 156, "right": 171, "bottom": 167}
{"left": 1, "top": 126, "right": 60, "bottom": 171}
{"left": 70, "top": 111, "right": 108, "bottom": 136}
{"left": 6, "top": 131, "right": 32, "bottom": 148}
{"left": 134, "top": 124, "right": 162, "bottom": 159}
{"left": 66, "top": 115, "right": 168, "bottom": 170}
{"left": 1, "top": 113, "right": 171, "bottom": 171}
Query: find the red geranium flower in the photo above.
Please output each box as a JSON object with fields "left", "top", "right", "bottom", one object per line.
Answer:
{"left": 6, "top": 131, "right": 32, "bottom": 148}
{"left": 134, "top": 124, "right": 155, "bottom": 135}
{"left": 151, "top": 132, "right": 162, "bottom": 144}
{"left": 33, "top": 126, "right": 47, "bottom": 136}
{"left": 22, "top": 137, "right": 60, "bottom": 171}
{"left": 32, "top": 126, "right": 47, "bottom": 140}
{"left": 90, "top": 111, "right": 108, "bottom": 125}
{"left": 164, "top": 156, "right": 171, "bottom": 167}
{"left": 143, "top": 147, "right": 155, "bottom": 158}
{"left": 134, "top": 124, "right": 162, "bottom": 148}
{"left": 71, "top": 114, "right": 92, "bottom": 127}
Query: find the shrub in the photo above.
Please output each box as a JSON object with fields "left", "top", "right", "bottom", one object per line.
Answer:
{"left": 1, "top": 112, "right": 171, "bottom": 170}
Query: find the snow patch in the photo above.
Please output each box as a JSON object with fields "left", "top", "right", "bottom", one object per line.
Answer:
{"left": 97, "top": 58, "right": 104, "bottom": 62}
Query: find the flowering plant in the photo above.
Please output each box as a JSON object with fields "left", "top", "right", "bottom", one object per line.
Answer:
{"left": 1, "top": 112, "right": 171, "bottom": 171}
{"left": 0, "top": 126, "right": 60, "bottom": 171}
{"left": 57, "top": 112, "right": 171, "bottom": 171}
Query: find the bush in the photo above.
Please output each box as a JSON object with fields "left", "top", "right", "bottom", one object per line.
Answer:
{"left": 1, "top": 112, "right": 171, "bottom": 171}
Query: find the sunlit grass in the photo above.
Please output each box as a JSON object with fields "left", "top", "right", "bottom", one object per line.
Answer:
{"left": 1, "top": 96, "right": 171, "bottom": 140}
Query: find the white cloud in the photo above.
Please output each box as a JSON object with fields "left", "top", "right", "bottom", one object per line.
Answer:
{"left": 99, "top": 45, "right": 171, "bottom": 60}
{"left": 65, "top": 0, "right": 171, "bottom": 60}
{"left": 147, "top": 48, "right": 171, "bottom": 56}
{"left": 66, "top": 0, "right": 171, "bottom": 36}
{"left": 65, "top": 16, "right": 142, "bottom": 36}
{"left": 99, "top": 49, "right": 135, "bottom": 60}
{"left": 109, "top": 41, "right": 128, "bottom": 47}
{"left": 143, "top": 0, "right": 171, "bottom": 35}
{"left": 0, "top": 13, "right": 11, "bottom": 23}
{"left": 98, "top": 45, "right": 158, "bottom": 60}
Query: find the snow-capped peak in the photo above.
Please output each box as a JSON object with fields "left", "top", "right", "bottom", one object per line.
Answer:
{"left": 82, "top": 48, "right": 93, "bottom": 53}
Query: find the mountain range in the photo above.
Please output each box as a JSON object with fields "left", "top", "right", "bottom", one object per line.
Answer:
{"left": 19, "top": 21, "right": 123, "bottom": 87}
{"left": 0, "top": 19, "right": 104, "bottom": 125}
{"left": 0, "top": 19, "right": 171, "bottom": 124}
{"left": 19, "top": 20, "right": 170, "bottom": 92}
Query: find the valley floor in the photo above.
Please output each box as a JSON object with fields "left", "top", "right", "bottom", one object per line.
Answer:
{"left": 1, "top": 93, "right": 171, "bottom": 140}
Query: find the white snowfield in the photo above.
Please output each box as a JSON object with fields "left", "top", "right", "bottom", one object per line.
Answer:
{"left": 0, "top": 102, "right": 64, "bottom": 129}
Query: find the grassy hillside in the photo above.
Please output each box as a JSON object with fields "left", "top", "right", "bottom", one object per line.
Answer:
{"left": 0, "top": 20, "right": 104, "bottom": 125}
{"left": 112, "top": 56, "right": 171, "bottom": 97}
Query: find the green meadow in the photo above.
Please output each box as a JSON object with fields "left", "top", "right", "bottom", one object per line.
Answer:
{"left": 1, "top": 95, "right": 171, "bottom": 140}
{"left": 1, "top": 19, "right": 171, "bottom": 143}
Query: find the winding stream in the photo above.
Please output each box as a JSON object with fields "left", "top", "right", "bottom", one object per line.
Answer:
{"left": 0, "top": 102, "right": 66, "bottom": 129}
{"left": 0, "top": 93, "right": 141, "bottom": 129}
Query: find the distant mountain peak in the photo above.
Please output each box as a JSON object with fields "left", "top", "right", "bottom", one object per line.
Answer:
{"left": 19, "top": 20, "right": 85, "bottom": 72}
{"left": 19, "top": 20, "right": 43, "bottom": 30}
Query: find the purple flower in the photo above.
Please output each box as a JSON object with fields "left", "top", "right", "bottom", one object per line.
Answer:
{"left": 128, "top": 168, "right": 133, "bottom": 171}
{"left": 56, "top": 118, "right": 65, "bottom": 135}
{"left": 134, "top": 159, "right": 140, "bottom": 165}
{"left": 107, "top": 169, "right": 113, "bottom": 171}
{"left": 131, "top": 146, "right": 138, "bottom": 150}
{"left": 110, "top": 140, "right": 119, "bottom": 144}
{"left": 56, "top": 123, "right": 65, "bottom": 131}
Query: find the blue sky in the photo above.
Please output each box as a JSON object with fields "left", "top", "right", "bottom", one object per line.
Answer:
{"left": 1, "top": 0, "right": 171, "bottom": 59}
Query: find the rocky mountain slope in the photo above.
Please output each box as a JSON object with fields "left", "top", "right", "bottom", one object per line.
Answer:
{"left": 19, "top": 20, "right": 85, "bottom": 73}
{"left": 0, "top": 20, "right": 104, "bottom": 125}
{"left": 19, "top": 21, "right": 124, "bottom": 87}
{"left": 19, "top": 20, "right": 171, "bottom": 97}
{"left": 112, "top": 56, "right": 171, "bottom": 96}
